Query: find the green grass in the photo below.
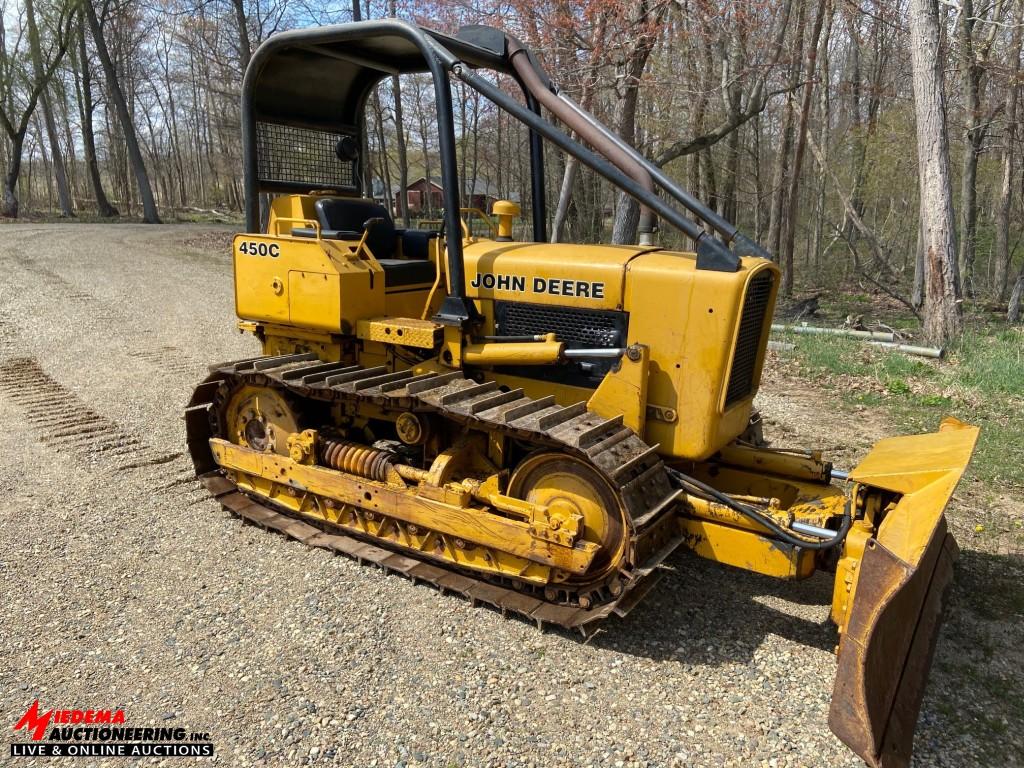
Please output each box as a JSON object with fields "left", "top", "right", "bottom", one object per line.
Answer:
{"left": 949, "top": 329, "right": 1024, "bottom": 398}
{"left": 775, "top": 326, "right": 1024, "bottom": 491}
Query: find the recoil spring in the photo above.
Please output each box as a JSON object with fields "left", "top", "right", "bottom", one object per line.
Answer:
{"left": 320, "top": 439, "right": 394, "bottom": 482}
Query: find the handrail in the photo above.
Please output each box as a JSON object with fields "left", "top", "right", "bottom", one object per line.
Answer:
{"left": 272, "top": 217, "right": 321, "bottom": 238}
{"left": 452, "top": 65, "right": 741, "bottom": 272}
{"left": 459, "top": 207, "right": 498, "bottom": 238}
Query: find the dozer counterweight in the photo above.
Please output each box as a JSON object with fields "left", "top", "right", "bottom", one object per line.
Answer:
{"left": 185, "top": 19, "right": 979, "bottom": 767}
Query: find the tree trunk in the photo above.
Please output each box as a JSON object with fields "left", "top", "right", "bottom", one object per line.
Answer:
{"left": 810, "top": 6, "right": 833, "bottom": 270}
{"left": 231, "top": 0, "right": 252, "bottom": 71}
{"left": 766, "top": 0, "right": 807, "bottom": 258}
{"left": 993, "top": 91, "right": 1019, "bottom": 301}
{"left": 766, "top": 103, "right": 795, "bottom": 256}
{"left": 957, "top": 0, "right": 982, "bottom": 293}
{"left": 37, "top": 94, "right": 73, "bottom": 216}
{"left": 2, "top": 132, "right": 25, "bottom": 218}
{"left": 909, "top": 0, "right": 963, "bottom": 344}
{"left": 34, "top": 112, "right": 55, "bottom": 211}
{"left": 84, "top": 0, "right": 159, "bottom": 222}
{"left": 1009, "top": 266, "right": 1024, "bottom": 322}
{"left": 551, "top": 156, "right": 579, "bottom": 243}
{"left": 0, "top": 0, "right": 73, "bottom": 218}
{"left": 994, "top": 0, "right": 1023, "bottom": 301}
{"left": 753, "top": 116, "right": 764, "bottom": 239}
{"left": 458, "top": 82, "right": 469, "bottom": 202}
{"left": 720, "top": 28, "right": 744, "bottom": 225}
{"left": 843, "top": 9, "right": 863, "bottom": 245}
{"left": 385, "top": 0, "right": 408, "bottom": 225}
{"left": 610, "top": 1, "right": 662, "bottom": 245}
{"left": 781, "top": 0, "right": 828, "bottom": 297}
{"left": 415, "top": 82, "right": 433, "bottom": 218}
{"left": 610, "top": 61, "right": 645, "bottom": 245}
{"left": 371, "top": 90, "right": 393, "bottom": 220}
{"left": 74, "top": 11, "right": 116, "bottom": 217}
{"left": 25, "top": 0, "right": 73, "bottom": 216}
{"left": 912, "top": 216, "right": 925, "bottom": 308}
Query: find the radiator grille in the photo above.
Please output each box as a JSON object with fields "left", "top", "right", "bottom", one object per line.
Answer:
{"left": 495, "top": 302, "right": 627, "bottom": 349}
{"left": 256, "top": 121, "right": 357, "bottom": 190}
{"left": 725, "top": 271, "right": 774, "bottom": 407}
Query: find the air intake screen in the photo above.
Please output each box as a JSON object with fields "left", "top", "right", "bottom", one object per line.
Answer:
{"left": 495, "top": 302, "right": 627, "bottom": 349}
{"left": 256, "top": 121, "right": 357, "bottom": 191}
{"left": 725, "top": 271, "right": 774, "bottom": 407}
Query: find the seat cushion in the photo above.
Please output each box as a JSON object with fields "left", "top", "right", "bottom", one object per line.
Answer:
{"left": 377, "top": 259, "right": 437, "bottom": 288}
{"left": 398, "top": 229, "right": 440, "bottom": 260}
{"left": 314, "top": 198, "right": 395, "bottom": 259}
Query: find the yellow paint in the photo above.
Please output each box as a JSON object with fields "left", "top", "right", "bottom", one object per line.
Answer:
{"left": 210, "top": 438, "right": 598, "bottom": 577}
{"left": 233, "top": 232, "right": 384, "bottom": 334}
{"left": 231, "top": 196, "right": 979, "bottom": 616}
{"left": 357, "top": 317, "right": 442, "bottom": 349}
{"left": 492, "top": 200, "right": 520, "bottom": 239}
{"left": 218, "top": 180, "right": 981, "bottom": 679}
{"left": 587, "top": 345, "right": 649, "bottom": 437}
{"left": 462, "top": 336, "right": 563, "bottom": 366}
{"left": 623, "top": 255, "right": 778, "bottom": 459}
{"left": 461, "top": 239, "right": 654, "bottom": 310}
{"left": 832, "top": 418, "right": 981, "bottom": 634}
{"left": 677, "top": 517, "right": 816, "bottom": 579}
{"left": 237, "top": 194, "right": 779, "bottom": 462}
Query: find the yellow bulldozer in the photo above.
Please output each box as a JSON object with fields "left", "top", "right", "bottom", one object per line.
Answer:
{"left": 186, "top": 20, "right": 979, "bottom": 768}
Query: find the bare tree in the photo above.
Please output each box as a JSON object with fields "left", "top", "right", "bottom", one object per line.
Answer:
{"left": 83, "top": 0, "right": 160, "bottom": 223}
{"left": 994, "top": 0, "right": 1023, "bottom": 301}
{"left": 70, "top": 8, "right": 117, "bottom": 217}
{"left": 908, "top": 0, "right": 963, "bottom": 343}
{"left": 0, "top": 0, "right": 74, "bottom": 218}
{"left": 766, "top": 0, "right": 807, "bottom": 260}
{"left": 1009, "top": 267, "right": 1024, "bottom": 322}
{"left": 3, "top": 0, "right": 1022, "bottom": 335}
{"left": 25, "top": 0, "right": 73, "bottom": 216}
{"left": 609, "top": 0, "right": 666, "bottom": 245}
{"left": 781, "top": 0, "right": 828, "bottom": 296}
{"left": 956, "top": 0, "right": 1006, "bottom": 294}
{"left": 230, "top": 0, "right": 252, "bottom": 70}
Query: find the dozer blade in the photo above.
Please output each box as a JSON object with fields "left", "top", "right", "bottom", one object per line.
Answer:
{"left": 829, "top": 418, "right": 980, "bottom": 768}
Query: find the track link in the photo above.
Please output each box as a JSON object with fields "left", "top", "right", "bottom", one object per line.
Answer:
{"left": 186, "top": 353, "right": 685, "bottom": 630}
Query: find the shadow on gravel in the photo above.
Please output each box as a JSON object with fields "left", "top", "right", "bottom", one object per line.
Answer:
{"left": 915, "top": 549, "right": 1024, "bottom": 762}
{"left": 589, "top": 546, "right": 1023, "bottom": 670}
{"left": 578, "top": 545, "right": 1023, "bottom": 764}
{"left": 589, "top": 551, "right": 837, "bottom": 663}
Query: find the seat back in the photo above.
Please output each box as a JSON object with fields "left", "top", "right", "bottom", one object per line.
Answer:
{"left": 314, "top": 198, "right": 396, "bottom": 259}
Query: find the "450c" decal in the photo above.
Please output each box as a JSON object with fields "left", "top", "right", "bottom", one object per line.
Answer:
{"left": 237, "top": 240, "right": 280, "bottom": 257}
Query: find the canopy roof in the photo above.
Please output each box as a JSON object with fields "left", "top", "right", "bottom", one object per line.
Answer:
{"left": 246, "top": 21, "right": 513, "bottom": 130}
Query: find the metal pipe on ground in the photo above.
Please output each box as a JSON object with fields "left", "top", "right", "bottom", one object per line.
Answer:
{"left": 771, "top": 323, "right": 896, "bottom": 342}
{"left": 866, "top": 341, "right": 944, "bottom": 359}
{"left": 770, "top": 324, "right": 943, "bottom": 358}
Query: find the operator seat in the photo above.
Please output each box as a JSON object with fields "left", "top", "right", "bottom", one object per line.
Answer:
{"left": 293, "top": 198, "right": 437, "bottom": 288}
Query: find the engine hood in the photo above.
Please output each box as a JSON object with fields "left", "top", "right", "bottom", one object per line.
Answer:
{"left": 462, "top": 240, "right": 663, "bottom": 311}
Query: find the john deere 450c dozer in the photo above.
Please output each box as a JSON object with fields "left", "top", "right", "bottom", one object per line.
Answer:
{"left": 186, "top": 20, "right": 979, "bottom": 767}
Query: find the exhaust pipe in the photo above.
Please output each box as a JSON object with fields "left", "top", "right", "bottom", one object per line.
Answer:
{"left": 506, "top": 40, "right": 657, "bottom": 244}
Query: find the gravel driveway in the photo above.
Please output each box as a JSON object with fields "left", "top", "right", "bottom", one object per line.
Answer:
{"left": 0, "top": 224, "right": 1019, "bottom": 767}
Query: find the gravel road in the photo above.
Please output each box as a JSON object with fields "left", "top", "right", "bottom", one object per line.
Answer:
{"left": 0, "top": 224, "right": 1020, "bottom": 767}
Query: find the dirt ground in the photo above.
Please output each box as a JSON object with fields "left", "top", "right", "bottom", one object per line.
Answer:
{"left": 0, "top": 224, "right": 1020, "bottom": 767}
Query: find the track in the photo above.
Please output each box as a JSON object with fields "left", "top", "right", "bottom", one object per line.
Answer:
{"left": 186, "top": 353, "right": 687, "bottom": 630}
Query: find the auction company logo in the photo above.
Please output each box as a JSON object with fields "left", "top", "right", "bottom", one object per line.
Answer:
{"left": 11, "top": 700, "right": 215, "bottom": 758}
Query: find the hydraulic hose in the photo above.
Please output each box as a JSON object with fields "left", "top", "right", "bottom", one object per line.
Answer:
{"left": 665, "top": 467, "right": 851, "bottom": 551}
